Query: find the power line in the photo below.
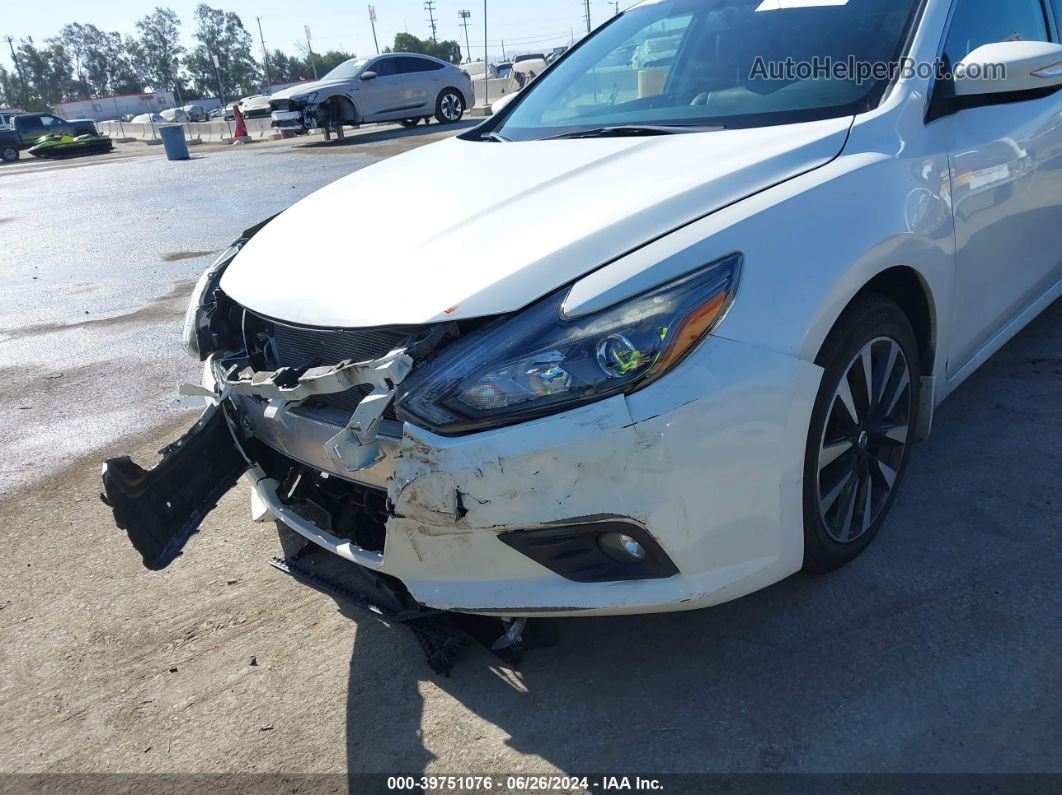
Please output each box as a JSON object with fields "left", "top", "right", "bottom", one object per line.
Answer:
{"left": 424, "top": 0, "right": 438, "bottom": 43}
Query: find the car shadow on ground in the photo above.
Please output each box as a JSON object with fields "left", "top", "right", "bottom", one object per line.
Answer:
{"left": 305, "top": 299, "right": 1061, "bottom": 776}
{"left": 295, "top": 119, "right": 480, "bottom": 150}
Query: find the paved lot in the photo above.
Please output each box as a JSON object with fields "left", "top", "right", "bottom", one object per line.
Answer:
{"left": 0, "top": 124, "right": 1059, "bottom": 777}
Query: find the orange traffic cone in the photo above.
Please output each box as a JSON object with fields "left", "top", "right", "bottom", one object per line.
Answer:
{"left": 233, "top": 103, "right": 248, "bottom": 139}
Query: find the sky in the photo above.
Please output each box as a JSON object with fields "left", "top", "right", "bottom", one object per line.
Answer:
{"left": 1, "top": 0, "right": 626, "bottom": 72}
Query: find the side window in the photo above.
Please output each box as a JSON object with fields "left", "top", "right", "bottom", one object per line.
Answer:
{"left": 40, "top": 116, "right": 60, "bottom": 127}
{"left": 18, "top": 116, "right": 44, "bottom": 134}
{"left": 396, "top": 56, "right": 439, "bottom": 74}
{"left": 943, "top": 0, "right": 1050, "bottom": 66}
{"left": 370, "top": 58, "right": 396, "bottom": 77}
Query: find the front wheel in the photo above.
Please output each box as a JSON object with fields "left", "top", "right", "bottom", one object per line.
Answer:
{"left": 435, "top": 90, "right": 465, "bottom": 124}
{"left": 1, "top": 144, "right": 18, "bottom": 162}
{"left": 802, "top": 293, "right": 920, "bottom": 573}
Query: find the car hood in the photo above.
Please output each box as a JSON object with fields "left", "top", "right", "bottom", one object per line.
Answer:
{"left": 269, "top": 80, "right": 348, "bottom": 102}
{"left": 222, "top": 118, "right": 853, "bottom": 327}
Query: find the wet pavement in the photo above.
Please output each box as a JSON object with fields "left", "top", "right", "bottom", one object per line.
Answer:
{"left": 0, "top": 127, "right": 464, "bottom": 497}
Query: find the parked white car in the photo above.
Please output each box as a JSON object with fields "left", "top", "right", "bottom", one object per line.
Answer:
{"left": 268, "top": 54, "right": 474, "bottom": 134}
{"left": 159, "top": 108, "right": 191, "bottom": 123}
{"left": 106, "top": 0, "right": 1062, "bottom": 623}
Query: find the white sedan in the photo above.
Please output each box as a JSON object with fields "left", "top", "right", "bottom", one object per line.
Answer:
{"left": 105, "top": 0, "right": 1062, "bottom": 621}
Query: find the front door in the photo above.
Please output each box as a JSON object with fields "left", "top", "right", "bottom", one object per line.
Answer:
{"left": 940, "top": 0, "right": 1062, "bottom": 375}
{"left": 356, "top": 57, "right": 407, "bottom": 120}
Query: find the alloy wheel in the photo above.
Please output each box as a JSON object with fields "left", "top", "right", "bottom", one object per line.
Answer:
{"left": 816, "top": 336, "right": 912, "bottom": 544}
{"left": 440, "top": 92, "right": 463, "bottom": 121}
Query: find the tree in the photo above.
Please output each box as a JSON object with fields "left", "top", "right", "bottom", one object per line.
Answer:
{"left": 7, "top": 37, "right": 78, "bottom": 110}
{"left": 0, "top": 65, "right": 23, "bottom": 108}
{"left": 58, "top": 24, "right": 141, "bottom": 97}
{"left": 133, "top": 7, "right": 184, "bottom": 93}
{"left": 267, "top": 49, "right": 309, "bottom": 83}
{"left": 185, "top": 4, "right": 262, "bottom": 99}
{"left": 388, "top": 33, "right": 461, "bottom": 64}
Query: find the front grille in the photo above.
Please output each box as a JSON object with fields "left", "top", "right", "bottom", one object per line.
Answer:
{"left": 268, "top": 322, "right": 418, "bottom": 419}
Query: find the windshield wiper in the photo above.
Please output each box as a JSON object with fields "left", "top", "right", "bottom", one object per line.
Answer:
{"left": 481, "top": 131, "right": 512, "bottom": 142}
{"left": 540, "top": 124, "right": 724, "bottom": 140}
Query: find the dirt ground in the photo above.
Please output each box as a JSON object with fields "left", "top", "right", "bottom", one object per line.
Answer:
{"left": 1, "top": 300, "right": 1059, "bottom": 782}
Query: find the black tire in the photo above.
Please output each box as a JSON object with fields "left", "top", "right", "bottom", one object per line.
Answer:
{"left": 1, "top": 144, "right": 18, "bottom": 163}
{"left": 802, "top": 292, "right": 921, "bottom": 573}
{"left": 435, "top": 89, "right": 465, "bottom": 124}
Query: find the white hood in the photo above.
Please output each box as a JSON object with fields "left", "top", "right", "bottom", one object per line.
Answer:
{"left": 222, "top": 118, "right": 852, "bottom": 327}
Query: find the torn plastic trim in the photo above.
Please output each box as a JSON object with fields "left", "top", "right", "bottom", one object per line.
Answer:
{"left": 101, "top": 404, "right": 250, "bottom": 571}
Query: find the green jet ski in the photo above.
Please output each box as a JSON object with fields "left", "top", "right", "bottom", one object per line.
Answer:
{"left": 28, "top": 133, "right": 114, "bottom": 159}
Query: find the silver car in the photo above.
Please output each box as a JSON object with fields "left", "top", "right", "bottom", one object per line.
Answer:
{"left": 269, "top": 54, "right": 474, "bottom": 135}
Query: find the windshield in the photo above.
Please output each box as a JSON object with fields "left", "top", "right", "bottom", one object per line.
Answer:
{"left": 322, "top": 58, "right": 370, "bottom": 81}
{"left": 494, "top": 0, "right": 922, "bottom": 141}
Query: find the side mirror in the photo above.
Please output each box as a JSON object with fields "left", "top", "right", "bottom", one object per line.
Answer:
{"left": 361, "top": 71, "right": 378, "bottom": 81}
{"left": 953, "top": 40, "right": 1062, "bottom": 97}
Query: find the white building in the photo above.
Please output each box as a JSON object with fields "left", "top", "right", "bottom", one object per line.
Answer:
{"left": 52, "top": 91, "right": 176, "bottom": 121}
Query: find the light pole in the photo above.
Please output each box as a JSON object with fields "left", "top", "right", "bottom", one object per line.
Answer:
{"left": 257, "top": 17, "right": 272, "bottom": 93}
{"left": 212, "top": 53, "right": 226, "bottom": 108}
{"left": 369, "top": 6, "right": 380, "bottom": 54}
{"left": 458, "top": 10, "right": 472, "bottom": 64}
{"left": 5, "top": 36, "right": 28, "bottom": 108}
{"left": 483, "top": 0, "right": 488, "bottom": 106}
{"left": 305, "top": 25, "right": 318, "bottom": 80}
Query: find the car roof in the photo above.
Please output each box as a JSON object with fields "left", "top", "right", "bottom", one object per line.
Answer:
{"left": 376, "top": 52, "right": 451, "bottom": 66}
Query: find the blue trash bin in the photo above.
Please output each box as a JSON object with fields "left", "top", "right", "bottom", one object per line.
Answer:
{"left": 159, "top": 125, "right": 190, "bottom": 161}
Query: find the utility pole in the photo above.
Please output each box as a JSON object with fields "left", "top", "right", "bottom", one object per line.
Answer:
{"left": 257, "top": 17, "right": 272, "bottom": 94}
{"left": 304, "top": 25, "right": 318, "bottom": 80}
{"left": 458, "top": 10, "right": 472, "bottom": 64}
{"left": 425, "top": 1, "right": 438, "bottom": 43}
{"left": 584, "top": 0, "right": 592, "bottom": 33}
{"left": 368, "top": 6, "right": 380, "bottom": 54}
{"left": 4, "top": 35, "right": 28, "bottom": 107}
{"left": 614, "top": 1, "right": 620, "bottom": 15}
{"left": 483, "top": 0, "right": 488, "bottom": 105}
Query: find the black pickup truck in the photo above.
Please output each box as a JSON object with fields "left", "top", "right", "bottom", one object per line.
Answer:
{"left": 1, "top": 113, "right": 98, "bottom": 162}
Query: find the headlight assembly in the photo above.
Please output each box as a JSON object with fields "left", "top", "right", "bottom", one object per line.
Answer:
{"left": 181, "top": 214, "right": 278, "bottom": 360}
{"left": 181, "top": 246, "right": 240, "bottom": 359}
{"left": 395, "top": 253, "right": 741, "bottom": 434}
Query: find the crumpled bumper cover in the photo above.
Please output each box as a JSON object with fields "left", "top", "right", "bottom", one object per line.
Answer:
{"left": 100, "top": 334, "right": 822, "bottom": 616}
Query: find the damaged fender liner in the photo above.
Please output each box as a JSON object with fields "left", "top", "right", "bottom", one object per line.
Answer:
{"left": 101, "top": 405, "right": 249, "bottom": 570}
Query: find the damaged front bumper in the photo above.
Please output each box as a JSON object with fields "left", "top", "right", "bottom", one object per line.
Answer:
{"left": 102, "top": 335, "right": 821, "bottom": 617}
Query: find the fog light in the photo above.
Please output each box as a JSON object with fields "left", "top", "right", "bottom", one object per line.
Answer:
{"left": 599, "top": 531, "right": 648, "bottom": 564}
